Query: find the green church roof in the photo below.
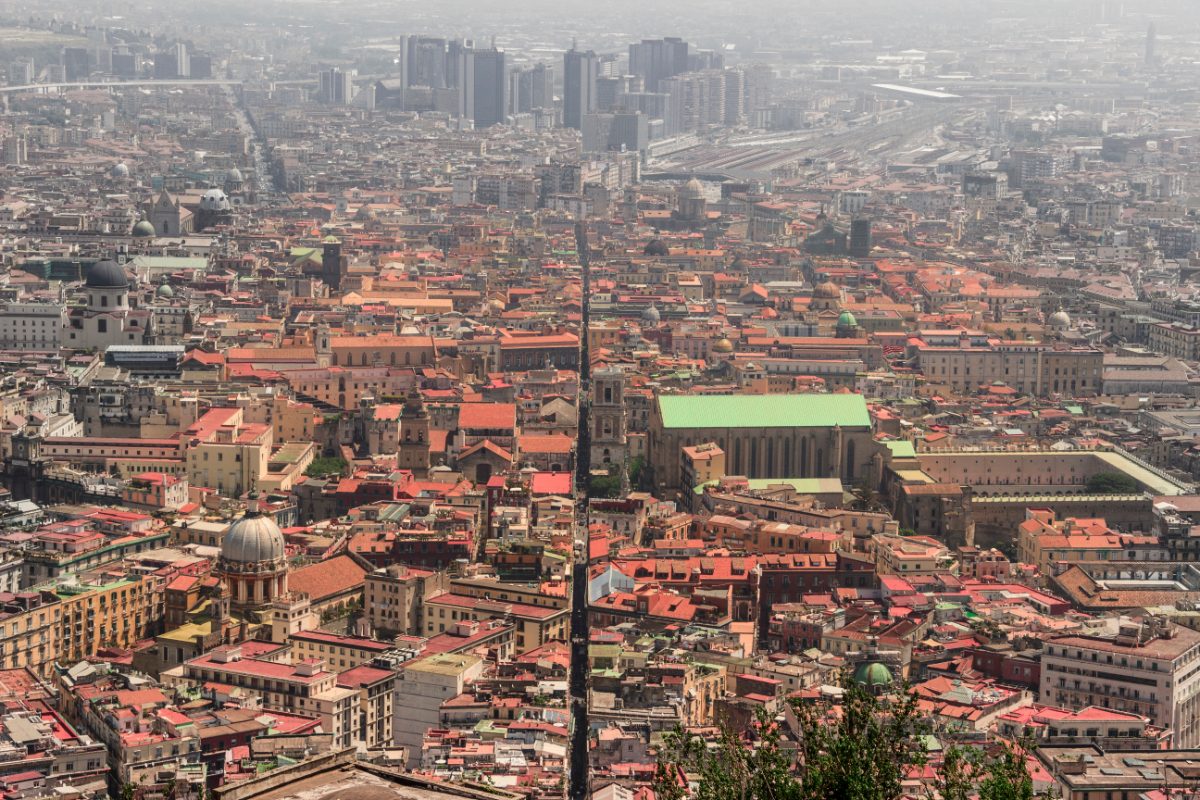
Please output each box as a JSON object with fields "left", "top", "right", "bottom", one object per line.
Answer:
{"left": 837, "top": 310, "right": 858, "bottom": 327}
{"left": 658, "top": 393, "right": 870, "bottom": 430}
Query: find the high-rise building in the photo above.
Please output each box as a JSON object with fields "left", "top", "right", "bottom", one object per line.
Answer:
{"left": 8, "top": 59, "right": 33, "bottom": 86}
{"left": 509, "top": 63, "right": 552, "bottom": 114}
{"left": 597, "top": 75, "right": 640, "bottom": 110}
{"left": 173, "top": 42, "right": 189, "bottom": 78}
{"left": 319, "top": 67, "right": 355, "bottom": 105}
{"left": 849, "top": 218, "right": 873, "bottom": 258}
{"left": 1, "top": 136, "right": 26, "bottom": 166}
{"left": 628, "top": 37, "right": 688, "bottom": 91}
{"left": 189, "top": 53, "right": 212, "bottom": 79}
{"left": 583, "top": 112, "right": 649, "bottom": 153}
{"left": 459, "top": 47, "right": 506, "bottom": 128}
{"left": 62, "top": 47, "right": 89, "bottom": 82}
{"left": 1145, "top": 22, "right": 1157, "bottom": 67}
{"left": 152, "top": 51, "right": 176, "bottom": 79}
{"left": 111, "top": 51, "right": 136, "bottom": 78}
{"left": 407, "top": 37, "right": 448, "bottom": 88}
{"left": 563, "top": 46, "right": 599, "bottom": 129}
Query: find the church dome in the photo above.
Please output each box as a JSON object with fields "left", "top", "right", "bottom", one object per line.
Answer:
{"left": 681, "top": 177, "right": 705, "bottom": 199}
{"left": 1048, "top": 310, "right": 1071, "bottom": 329}
{"left": 226, "top": 167, "right": 244, "bottom": 184}
{"left": 221, "top": 511, "right": 285, "bottom": 564}
{"left": 110, "top": 162, "right": 129, "bottom": 179}
{"left": 837, "top": 310, "right": 858, "bottom": 329}
{"left": 712, "top": 337, "right": 734, "bottom": 353}
{"left": 156, "top": 283, "right": 175, "bottom": 298}
{"left": 132, "top": 220, "right": 156, "bottom": 237}
{"left": 643, "top": 239, "right": 669, "bottom": 257}
{"left": 813, "top": 280, "right": 841, "bottom": 299}
{"left": 85, "top": 260, "right": 130, "bottom": 289}
{"left": 199, "top": 188, "right": 231, "bottom": 212}
{"left": 852, "top": 661, "right": 894, "bottom": 689}
{"left": 641, "top": 305, "right": 661, "bottom": 324}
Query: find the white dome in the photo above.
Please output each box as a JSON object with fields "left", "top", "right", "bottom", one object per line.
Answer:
{"left": 221, "top": 512, "right": 285, "bottom": 564}
{"left": 1048, "top": 310, "right": 1071, "bottom": 329}
{"left": 110, "top": 162, "right": 129, "bottom": 178}
{"left": 200, "top": 188, "right": 231, "bottom": 212}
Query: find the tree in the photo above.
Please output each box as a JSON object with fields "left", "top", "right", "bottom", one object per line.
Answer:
{"left": 628, "top": 456, "right": 645, "bottom": 488}
{"left": 976, "top": 739, "right": 1035, "bottom": 800}
{"left": 588, "top": 466, "right": 623, "bottom": 499}
{"left": 1085, "top": 471, "right": 1139, "bottom": 494}
{"left": 653, "top": 673, "right": 928, "bottom": 800}
{"left": 932, "top": 737, "right": 1038, "bottom": 800}
{"left": 653, "top": 708, "right": 803, "bottom": 800}
{"left": 795, "top": 677, "right": 928, "bottom": 800}
{"left": 304, "top": 456, "right": 347, "bottom": 478}
{"left": 851, "top": 479, "right": 882, "bottom": 512}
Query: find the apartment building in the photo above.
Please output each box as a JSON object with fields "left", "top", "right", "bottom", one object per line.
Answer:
{"left": 1040, "top": 617, "right": 1200, "bottom": 747}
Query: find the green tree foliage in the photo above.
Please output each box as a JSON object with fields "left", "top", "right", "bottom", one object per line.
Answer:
{"left": 588, "top": 467, "right": 623, "bottom": 498}
{"left": 654, "top": 675, "right": 1044, "bottom": 800}
{"left": 1085, "top": 471, "right": 1139, "bottom": 494}
{"left": 794, "top": 678, "right": 927, "bottom": 800}
{"left": 653, "top": 675, "right": 927, "bottom": 800}
{"left": 653, "top": 708, "right": 803, "bottom": 800}
{"left": 628, "top": 456, "right": 645, "bottom": 488}
{"left": 304, "top": 456, "right": 348, "bottom": 478}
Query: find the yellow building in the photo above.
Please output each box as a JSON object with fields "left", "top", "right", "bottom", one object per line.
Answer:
{"left": 184, "top": 407, "right": 273, "bottom": 497}
{"left": 0, "top": 598, "right": 60, "bottom": 674}
{"left": 681, "top": 442, "right": 725, "bottom": 491}
{"left": 53, "top": 574, "right": 161, "bottom": 664}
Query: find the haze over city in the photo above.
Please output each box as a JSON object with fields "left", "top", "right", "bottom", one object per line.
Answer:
{"left": 0, "top": 1, "right": 1197, "bottom": 799}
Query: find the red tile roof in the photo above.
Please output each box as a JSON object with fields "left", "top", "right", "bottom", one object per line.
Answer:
{"left": 458, "top": 403, "right": 516, "bottom": 430}
{"left": 288, "top": 555, "right": 368, "bottom": 602}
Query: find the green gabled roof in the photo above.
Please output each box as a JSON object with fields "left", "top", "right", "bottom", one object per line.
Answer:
{"left": 658, "top": 393, "right": 870, "bottom": 430}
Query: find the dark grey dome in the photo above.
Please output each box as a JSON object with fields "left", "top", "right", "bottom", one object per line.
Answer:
{"left": 85, "top": 260, "right": 129, "bottom": 288}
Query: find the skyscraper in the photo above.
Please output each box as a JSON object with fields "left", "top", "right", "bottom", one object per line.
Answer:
{"left": 407, "top": 37, "right": 449, "bottom": 89}
{"left": 563, "top": 46, "right": 599, "bottom": 129}
{"left": 628, "top": 37, "right": 688, "bottom": 92}
{"left": 174, "top": 42, "right": 190, "bottom": 78}
{"left": 1145, "top": 22, "right": 1157, "bottom": 68}
{"left": 510, "top": 64, "right": 553, "bottom": 114}
{"left": 62, "top": 47, "right": 89, "bottom": 82}
{"left": 319, "top": 67, "right": 354, "bottom": 105}
{"left": 459, "top": 47, "right": 507, "bottom": 128}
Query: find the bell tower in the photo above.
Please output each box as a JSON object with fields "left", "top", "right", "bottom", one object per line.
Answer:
{"left": 397, "top": 387, "right": 431, "bottom": 476}
{"left": 590, "top": 366, "right": 626, "bottom": 469}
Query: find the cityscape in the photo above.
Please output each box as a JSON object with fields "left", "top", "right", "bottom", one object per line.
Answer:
{"left": 0, "top": 1, "right": 1199, "bottom": 799}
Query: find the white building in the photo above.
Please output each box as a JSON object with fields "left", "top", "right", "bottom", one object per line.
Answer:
{"left": 394, "top": 653, "right": 483, "bottom": 765}
{"left": 0, "top": 303, "right": 65, "bottom": 350}
{"left": 1040, "top": 616, "right": 1200, "bottom": 747}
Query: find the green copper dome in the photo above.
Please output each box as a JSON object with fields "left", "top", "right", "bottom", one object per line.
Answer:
{"left": 837, "top": 310, "right": 858, "bottom": 328}
{"left": 852, "top": 661, "right": 893, "bottom": 688}
{"left": 132, "top": 220, "right": 156, "bottom": 237}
